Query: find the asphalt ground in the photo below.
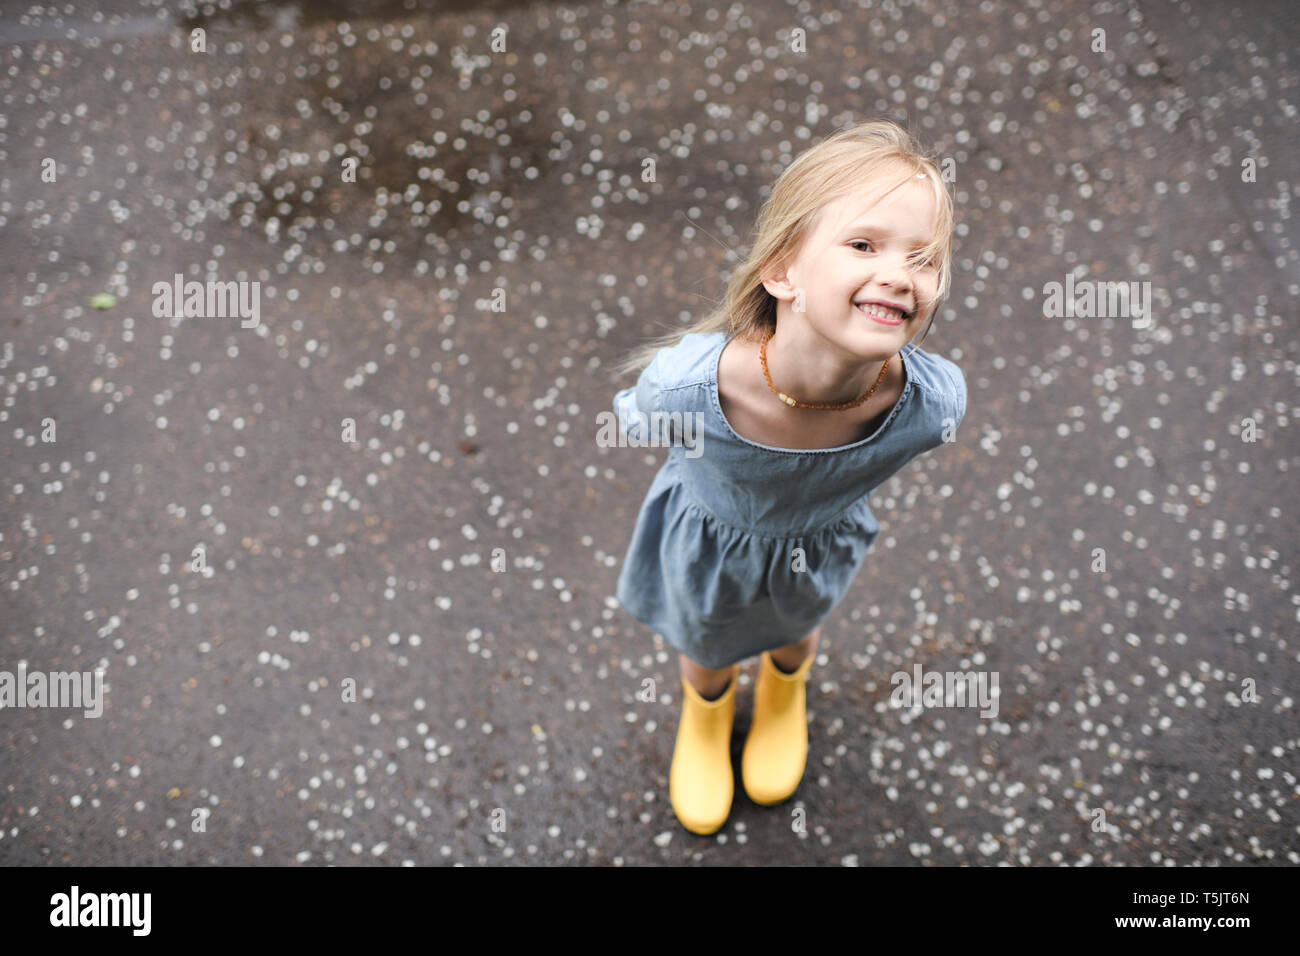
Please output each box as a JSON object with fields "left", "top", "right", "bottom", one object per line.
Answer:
{"left": 0, "top": 0, "right": 1296, "bottom": 866}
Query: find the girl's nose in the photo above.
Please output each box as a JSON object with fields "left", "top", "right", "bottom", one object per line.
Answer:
{"left": 876, "top": 260, "right": 913, "bottom": 292}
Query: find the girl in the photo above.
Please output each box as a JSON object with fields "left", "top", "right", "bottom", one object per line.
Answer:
{"left": 610, "top": 121, "right": 966, "bottom": 835}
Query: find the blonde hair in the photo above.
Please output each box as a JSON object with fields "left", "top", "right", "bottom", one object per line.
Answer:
{"left": 610, "top": 120, "right": 954, "bottom": 381}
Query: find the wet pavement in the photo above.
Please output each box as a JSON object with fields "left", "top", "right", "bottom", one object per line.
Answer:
{"left": 0, "top": 0, "right": 1296, "bottom": 865}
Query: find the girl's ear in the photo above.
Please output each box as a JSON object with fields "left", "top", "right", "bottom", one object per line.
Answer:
{"left": 760, "top": 271, "right": 796, "bottom": 302}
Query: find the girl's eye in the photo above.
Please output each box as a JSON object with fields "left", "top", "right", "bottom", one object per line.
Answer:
{"left": 851, "top": 240, "right": 936, "bottom": 267}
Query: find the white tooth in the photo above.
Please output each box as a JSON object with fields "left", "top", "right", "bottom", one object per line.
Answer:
{"left": 858, "top": 302, "right": 900, "bottom": 319}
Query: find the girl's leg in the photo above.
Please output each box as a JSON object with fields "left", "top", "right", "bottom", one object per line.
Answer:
{"left": 679, "top": 654, "right": 736, "bottom": 701}
{"left": 678, "top": 624, "right": 821, "bottom": 698}
{"left": 768, "top": 625, "right": 820, "bottom": 674}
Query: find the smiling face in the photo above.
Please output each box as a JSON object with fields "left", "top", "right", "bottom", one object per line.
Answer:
{"left": 762, "top": 168, "right": 941, "bottom": 360}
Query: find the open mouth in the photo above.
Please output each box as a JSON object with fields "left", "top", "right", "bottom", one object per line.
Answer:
{"left": 855, "top": 302, "right": 908, "bottom": 326}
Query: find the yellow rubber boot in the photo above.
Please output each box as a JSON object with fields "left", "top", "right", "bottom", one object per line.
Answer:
{"left": 741, "top": 650, "right": 813, "bottom": 805}
{"left": 669, "top": 664, "right": 739, "bottom": 835}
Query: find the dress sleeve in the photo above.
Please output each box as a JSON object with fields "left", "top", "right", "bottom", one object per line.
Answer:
{"left": 923, "top": 358, "right": 966, "bottom": 452}
{"left": 612, "top": 350, "right": 664, "bottom": 443}
{"left": 946, "top": 361, "right": 967, "bottom": 431}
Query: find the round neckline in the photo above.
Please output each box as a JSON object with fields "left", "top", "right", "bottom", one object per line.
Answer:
{"left": 710, "top": 330, "right": 915, "bottom": 455}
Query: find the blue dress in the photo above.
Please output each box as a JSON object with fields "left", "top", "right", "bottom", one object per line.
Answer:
{"left": 612, "top": 330, "right": 967, "bottom": 669}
